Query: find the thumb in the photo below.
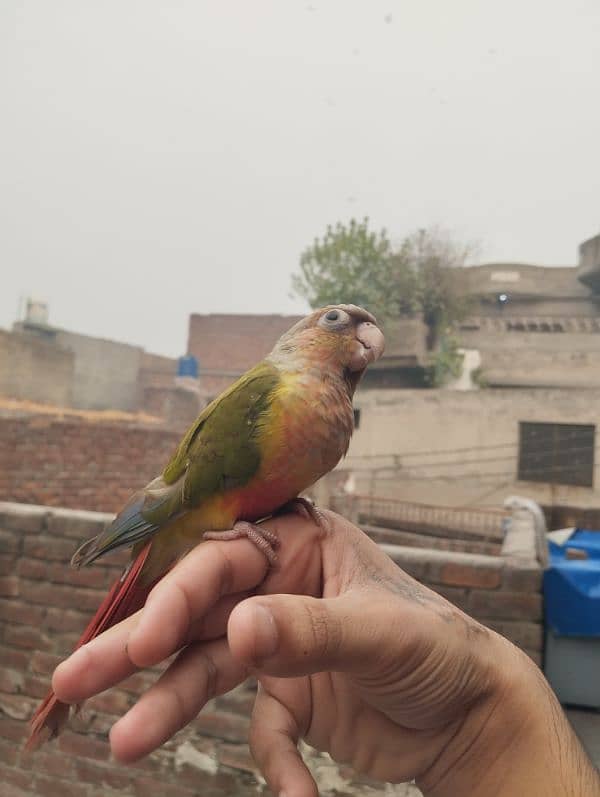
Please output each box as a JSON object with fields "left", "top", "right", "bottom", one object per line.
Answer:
{"left": 227, "top": 592, "right": 388, "bottom": 677}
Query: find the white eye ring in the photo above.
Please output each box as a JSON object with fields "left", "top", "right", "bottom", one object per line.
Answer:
{"left": 319, "top": 308, "right": 351, "bottom": 328}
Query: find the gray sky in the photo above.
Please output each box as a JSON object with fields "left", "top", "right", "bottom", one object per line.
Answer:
{"left": 2, "top": 1, "right": 599, "bottom": 357}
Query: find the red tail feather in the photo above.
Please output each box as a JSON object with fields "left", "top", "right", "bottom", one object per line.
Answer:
{"left": 26, "top": 541, "right": 154, "bottom": 752}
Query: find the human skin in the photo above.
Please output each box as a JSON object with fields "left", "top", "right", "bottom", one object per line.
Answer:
{"left": 52, "top": 512, "right": 600, "bottom": 796}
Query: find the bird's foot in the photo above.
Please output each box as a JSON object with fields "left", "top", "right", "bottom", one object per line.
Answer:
{"left": 277, "top": 496, "right": 331, "bottom": 533}
{"left": 203, "top": 522, "right": 280, "bottom": 566}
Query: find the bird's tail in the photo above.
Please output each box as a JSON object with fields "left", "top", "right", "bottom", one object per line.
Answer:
{"left": 25, "top": 541, "right": 154, "bottom": 752}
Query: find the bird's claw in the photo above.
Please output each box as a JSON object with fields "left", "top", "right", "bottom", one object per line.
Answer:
{"left": 203, "top": 522, "right": 279, "bottom": 566}
{"left": 276, "top": 496, "right": 331, "bottom": 533}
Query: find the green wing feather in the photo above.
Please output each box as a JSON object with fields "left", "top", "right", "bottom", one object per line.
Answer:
{"left": 162, "top": 361, "right": 280, "bottom": 491}
{"left": 72, "top": 361, "right": 281, "bottom": 567}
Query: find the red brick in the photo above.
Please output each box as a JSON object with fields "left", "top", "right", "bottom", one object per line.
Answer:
{"left": 383, "top": 546, "right": 502, "bottom": 589}
{"left": 58, "top": 730, "right": 110, "bottom": 761}
{"left": 0, "top": 418, "right": 180, "bottom": 514}
{"left": 17, "top": 558, "right": 108, "bottom": 589}
{"left": 430, "top": 584, "right": 469, "bottom": 611}
{"left": 134, "top": 775, "right": 197, "bottom": 797}
{"left": 0, "top": 717, "right": 26, "bottom": 743}
{"left": 20, "top": 580, "right": 102, "bottom": 612}
{"left": 0, "top": 645, "right": 30, "bottom": 671}
{"left": 87, "top": 689, "right": 133, "bottom": 716}
{"left": 44, "top": 608, "right": 88, "bottom": 634}
{"left": 0, "top": 531, "right": 20, "bottom": 554}
{"left": 0, "top": 693, "right": 36, "bottom": 720}
{"left": 0, "top": 599, "right": 46, "bottom": 626}
{"left": 23, "top": 536, "right": 76, "bottom": 562}
{"left": 195, "top": 710, "right": 250, "bottom": 743}
{"left": 46, "top": 512, "right": 112, "bottom": 541}
{"left": 439, "top": 561, "right": 502, "bottom": 589}
{"left": 33, "top": 773, "right": 86, "bottom": 797}
{"left": 31, "top": 750, "right": 76, "bottom": 778}
{"left": 0, "top": 576, "right": 19, "bottom": 597}
{"left": 485, "top": 620, "right": 543, "bottom": 651}
{"left": 3, "top": 784, "right": 32, "bottom": 797}
{"left": 0, "top": 764, "right": 34, "bottom": 791}
{"left": 502, "top": 562, "right": 543, "bottom": 591}
{"left": 0, "top": 668, "right": 24, "bottom": 694}
{"left": 4, "top": 624, "right": 52, "bottom": 651}
{"left": 22, "top": 675, "right": 51, "bottom": 700}
{"left": 31, "top": 650, "right": 63, "bottom": 676}
{"left": 75, "top": 758, "right": 134, "bottom": 791}
{"left": 0, "top": 554, "right": 17, "bottom": 575}
{"left": 121, "top": 671, "right": 157, "bottom": 695}
{"left": 216, "top": 690, "right": 256, "bottom": 717}
{"left": 218, "top": 742, "right": 259, "bottom": 775}
{"left": 0, "top": 737, "right": 18, "bottom": 765}
{"left": 468, "top": 590, "right": 543, "bottom": 622}
{"left": 15, "top": 558, "right": 46, "bottom": 581}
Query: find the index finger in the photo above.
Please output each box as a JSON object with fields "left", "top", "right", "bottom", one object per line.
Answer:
{"left": 53, "top": 535, "right": 269, "bottom": 704}
{"left": 53, "top": 512, "right": 325, "bottom": 704}
{"left": 126, "top": 535, "right": 270, "bottom": 667}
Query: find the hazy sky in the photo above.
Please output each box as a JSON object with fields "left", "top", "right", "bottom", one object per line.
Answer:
{"left": 2, "top": 1, "right": 599, "bottom": 357}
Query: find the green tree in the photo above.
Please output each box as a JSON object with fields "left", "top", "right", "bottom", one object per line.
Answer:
{"left": 292, "top": 218, "right": 416, "bottom": 319}
{"left": 293, "top": 218, "right": 473, "bottom": 348}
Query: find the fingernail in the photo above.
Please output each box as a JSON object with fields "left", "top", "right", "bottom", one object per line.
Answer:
{"left": 251, "top": 603, "right": 279, "bottom": 661}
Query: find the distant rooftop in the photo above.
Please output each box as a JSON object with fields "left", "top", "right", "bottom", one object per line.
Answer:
{"left": 461, "top": 262, "right": 591, "bottom": 300}
{"left": 0, "top": 396, "right": 162, "bottom": 425}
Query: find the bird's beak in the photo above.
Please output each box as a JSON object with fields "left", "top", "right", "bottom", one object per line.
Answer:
{"left": 348, "top": 322, "right": 385, "bottom": 371}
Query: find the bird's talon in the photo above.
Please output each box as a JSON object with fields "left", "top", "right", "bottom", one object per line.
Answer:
{"left": 203, "top": 522, "right": 279, "bottom": 566}
{"left": 277, "top": 497, "right": 331, "bottom": 533}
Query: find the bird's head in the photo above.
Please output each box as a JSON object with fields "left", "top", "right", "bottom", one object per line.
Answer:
{"left": 269, "top": 304, "right": 385, "bottom": 390}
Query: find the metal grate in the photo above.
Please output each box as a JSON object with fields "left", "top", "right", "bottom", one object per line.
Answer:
{"left": 518, "top": 422, "right": 595, "bottom": 488}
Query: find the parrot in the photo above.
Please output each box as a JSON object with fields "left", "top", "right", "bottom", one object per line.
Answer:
{"left": 26, "top": 303, "right": 385, "bottom": 751}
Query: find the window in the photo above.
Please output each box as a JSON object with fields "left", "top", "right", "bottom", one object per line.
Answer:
{"left": 518, "top": 422, "right": 595, "bottom": 487}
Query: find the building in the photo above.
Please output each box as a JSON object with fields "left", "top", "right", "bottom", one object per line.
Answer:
{"left": 0, "top": 302, "right": 201, "bottom": 428}
{"left": 456, "top": 232, "right": 600, "bottom": 388}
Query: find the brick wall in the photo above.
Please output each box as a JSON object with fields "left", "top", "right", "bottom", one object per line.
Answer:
{"left": 382, "top": 544, "right": 543, "bottom": 664}
{"left": 0, "top": 502, "right": 422, "bottom": 797}
{"left": 141, "top": 386, "right": 202, "bottom": 431}
{"left": 0, "top": 416, "right": 181, "bottom": 513}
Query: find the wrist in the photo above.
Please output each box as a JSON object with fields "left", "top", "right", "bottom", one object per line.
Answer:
{"left": 418, "top": 634, "right": 600, "bottom": 797}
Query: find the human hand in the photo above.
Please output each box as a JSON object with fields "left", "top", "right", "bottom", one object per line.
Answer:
{"left": 52, "top": 512, "right": 600, "bottom": 796}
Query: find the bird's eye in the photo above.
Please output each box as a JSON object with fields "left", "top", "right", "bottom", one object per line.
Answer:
{"left": 318, "top": 307, "right": 350, "bottom": 330}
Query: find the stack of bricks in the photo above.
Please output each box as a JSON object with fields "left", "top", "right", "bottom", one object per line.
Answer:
{"left": 0, "top": 502, "right": 426, "bottom": 797}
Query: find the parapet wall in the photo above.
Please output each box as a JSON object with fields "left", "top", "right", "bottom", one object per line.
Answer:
{"left": 0, "top": 501, "right": 542, "bottom": 796}
{"left": 0, "top": 502, "right": 427, "bottom": 797}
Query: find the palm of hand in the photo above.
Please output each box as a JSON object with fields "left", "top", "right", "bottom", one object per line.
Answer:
{"left": 244, "top": 518, "right": 498, "bottom": 789}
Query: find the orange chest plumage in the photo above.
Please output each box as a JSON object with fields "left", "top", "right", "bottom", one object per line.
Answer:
{"left": 224, "top": 369, "right": 354, "bottom": 522}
